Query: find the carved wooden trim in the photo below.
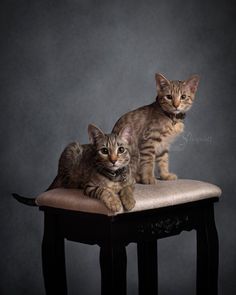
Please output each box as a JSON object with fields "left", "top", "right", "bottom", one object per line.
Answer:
{"left": 137, "top": 214, "right": 192, "bottom": 237}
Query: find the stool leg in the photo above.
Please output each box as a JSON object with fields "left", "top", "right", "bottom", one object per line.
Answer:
{"left": 42, "top": 212, "right": 67, "bottom": 295}
{"left": 99, "top": 242, "right": 127, "bottom": 295}
{"left": 137, "top": 240, "right": 158, "bottom": 295}
{"left": 196, "top": 204, "right": 219, "bottom": 295}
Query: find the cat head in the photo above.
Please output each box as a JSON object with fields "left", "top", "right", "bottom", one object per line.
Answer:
{"left": 88, "top": 124, "right": 132, "bottom": 171}
{"left": 155, "top": 73, "right": 200, "bottom": 114}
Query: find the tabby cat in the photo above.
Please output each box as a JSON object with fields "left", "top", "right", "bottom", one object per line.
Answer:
{"left": 13, "top": 124, "right": 136, "bottom": 212}
{"left": 112, "top": 73, "right": 199, "bottom": 184}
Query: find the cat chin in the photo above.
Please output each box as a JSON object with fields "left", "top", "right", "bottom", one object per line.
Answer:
{"left": 172, "top": 110, "right": 182, "bottom": 114}
{"left": 172, "top": 110, "right": 185, "bottom": 115}
{"left": 110, "top": 166, "right": 122, "bottom": 171}
{"left": 106, "top": 165, "right": 126, "bottom": 171}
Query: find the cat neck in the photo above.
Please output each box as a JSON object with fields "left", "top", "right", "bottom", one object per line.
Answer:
{"left": 155, "top": 98, "right": 186, "bottom": 124}
{"left": 96, "top": 166, "right": 128, "bottom": 182}
{"left": 162, "top": 109, "right": 186, "bottom": 122}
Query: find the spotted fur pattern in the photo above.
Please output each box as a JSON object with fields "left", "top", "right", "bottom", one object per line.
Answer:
{"left": 48, "top": 124, "right": 135, "bottom": 212}
{"left": 112, "top": 73, "right": 199, "bottom": 184}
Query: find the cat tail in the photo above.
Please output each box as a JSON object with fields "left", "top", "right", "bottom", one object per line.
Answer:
{"left": 12, "top": 174, "right": 63, "bottom": 206}
{"left": 12, "top": 193, "right": 37, "bottom": 206}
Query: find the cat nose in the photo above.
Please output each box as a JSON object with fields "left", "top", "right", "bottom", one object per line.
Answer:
{"left": 173, "top": 100, "right": 180, "bottom": 109}
{"left": 109, "top": 155, "right": 117, "bottom": 164}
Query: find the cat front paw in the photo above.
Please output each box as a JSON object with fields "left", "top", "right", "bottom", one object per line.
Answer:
{"left": 121, "top": 195, "right": 136, "bottom": 211}
{"left": 160, "top": 173, "right": 178, "bottom": 180}
{"left": 102, "top": 194, "right": 122, "bottom": 212}
{"left": 141, "top": 176, "right": 158, "bottom": 185}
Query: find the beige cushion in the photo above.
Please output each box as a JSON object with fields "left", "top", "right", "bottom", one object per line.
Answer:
{"left": 36, "top": 179, "right": 221, "bottom": 216}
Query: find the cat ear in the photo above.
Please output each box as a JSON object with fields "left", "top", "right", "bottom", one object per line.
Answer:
{"left": 88, "top": 124, "right": 105, "bottom": 144}
{"left": 185, "top": 75, "right": 200, "bottom": 94}
{"left": 155, "top": 73, "right": 170, "bottom": 91}
{"left": 119, "top": 126, "right": 133, "bottom": 144}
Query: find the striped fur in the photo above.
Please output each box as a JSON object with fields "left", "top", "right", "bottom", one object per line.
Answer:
{"left": 112, "top": 73, "right": 199, "bottom": 184}
{"left": 48, "top": 124, "right": 135, "bottom": 212}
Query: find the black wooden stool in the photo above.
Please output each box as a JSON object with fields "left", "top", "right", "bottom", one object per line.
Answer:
{"left": 36, "top": 179, "right": 221, "bottom": 295}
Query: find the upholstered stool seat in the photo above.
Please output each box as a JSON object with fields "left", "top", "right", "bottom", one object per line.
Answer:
{"left": 37, "top": 179, "right": 221, "bottom": 215}
{"left": 38, "top": 179, "right": 221, "bottom": 295}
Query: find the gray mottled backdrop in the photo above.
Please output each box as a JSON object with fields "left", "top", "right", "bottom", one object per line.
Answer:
{"left": 1, "top": 0, "right": 235, "bottom": 294}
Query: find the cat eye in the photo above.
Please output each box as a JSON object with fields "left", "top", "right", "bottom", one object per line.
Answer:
{"left": 181, "top": 94, "right": 186, "bottom": 100}
{"left": 166, "top": 95, "right": 172, "bottom": 100}
{"left": 118, "top": 146, "right": 125, "bottom": 154}
{"left": 100, "top": 148, "right": 109, "bottom": 154}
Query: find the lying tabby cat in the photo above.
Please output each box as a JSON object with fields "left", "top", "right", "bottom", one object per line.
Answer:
{"left": 13, "top": 124, "right": 136, "bottom": 212}
{"left": 112, "top": 73, "right": 199, "bottom": 184}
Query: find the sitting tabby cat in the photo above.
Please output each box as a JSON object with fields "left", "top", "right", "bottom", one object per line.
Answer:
{"left": 13, "top": 124, "right": 136, "bottom": 212}
{"left": 112, "top": 73, "right": 199, "bottom": 184}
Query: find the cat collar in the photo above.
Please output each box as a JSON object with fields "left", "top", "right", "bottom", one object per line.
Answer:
{"left": 98, "top": 166, "right": 128, "bottom": 182}
{"left": 163, "top": 110, "right": 186, "bottom": 124}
